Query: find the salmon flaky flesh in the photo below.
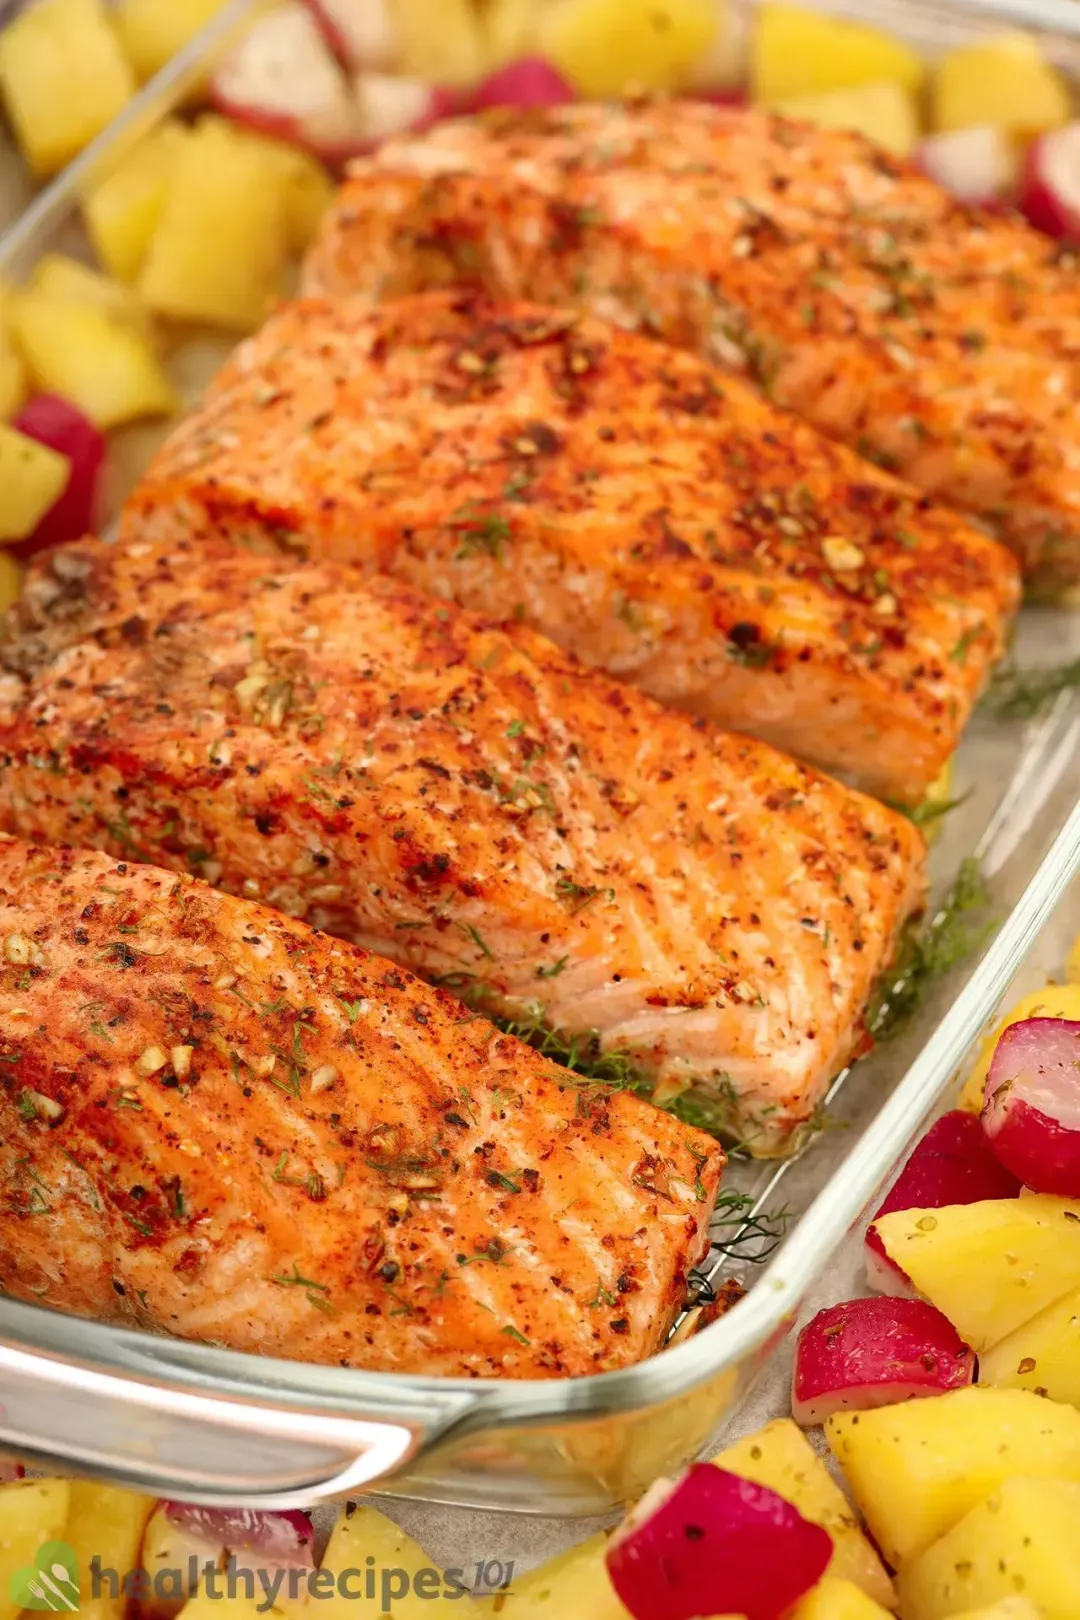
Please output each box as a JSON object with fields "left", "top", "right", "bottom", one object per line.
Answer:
{"left": 0, "top": 538, "right": 924, "bottom": 1154}
{"left": 302, "top": 97, "right": 1080, "bottom": 592}
{"left": 0, "top": 839, "right": 725, "bottom": 1377}
{"left": 124, "top": 292, "right": 1019, "bottom": 804}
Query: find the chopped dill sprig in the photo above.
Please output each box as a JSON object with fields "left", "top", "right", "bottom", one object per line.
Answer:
{"left": 869, "top": 856, "right": 995, "bottom": 1041}
{"left": 708, "top": 1189, "right": 791, "bottom": 1264}
{"left": 489, "top": 1002, "right": 647, "bottom": 1092}
{"left": 664, "top": 1088, "right": 737, "bottom": 1139}
{"left": 986, "top": 657, "right": 1080, "bottom": 721}
{"left": 905, "top": 790, "right": 971, "bottom": 828}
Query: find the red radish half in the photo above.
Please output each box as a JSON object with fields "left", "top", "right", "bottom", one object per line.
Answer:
{"left": 919, "top": 125, "right": 1016, "bottom": 205}
{"left": 0, "top": 1460, "right": 24, "bottom": 1481}
{"left": 353, "top": 73, "right": 457, "bottom": 143}
{"left": 139, "top": 1504, "right": 315, "bottom": 1620}
{"left": 469, "top": 57, "right": 574, "bottom": 112}
{"left": 306, "top": 0, "right": 398, "bottom": 69}
{"left": 212, "top": 1, "right": 362, "bottom": 164}
{"left": 1021, "top": 123, "right": 1080, "bottom": 238}
{"left": 11, "top": 394, "right": 106, "bottom": 553}
{"left": 792, "top": 1296, "right": 975, "bottom": 1427}
{"left": 865, "top": 1110, "right": 1021, "bottom": 1294}
{"left": 982, "top": 1016, "right": 1080, "bottom": 1195}
{"left": 606, "top": 1463, "right": 831, "bottom": 1620}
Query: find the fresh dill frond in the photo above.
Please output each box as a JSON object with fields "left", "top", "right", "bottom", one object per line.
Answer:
{"left": 986, "top": 657, "right": 1080, "bottom": 721}
{"left": 869, "top": 856, "right": 995, "bottom": 1041}
{"left": 707, "top": 1190, "right": 792, "bottom": 1265}
{"left": 487, "top": 1002, "right": 648, "bottom": 1093}
{"left": 905, "top": 790, "right": 971, "bottom": 828}
{"left": 664, "top": 1088, "right": 737, "bottom": 1139}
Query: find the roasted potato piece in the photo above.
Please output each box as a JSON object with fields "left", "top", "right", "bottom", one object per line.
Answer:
{"left": 0, "top": 0, "right": 135, "bottom": 176}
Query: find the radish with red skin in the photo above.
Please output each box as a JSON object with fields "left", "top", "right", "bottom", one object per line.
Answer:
{"left": 469, "top": 58, "right": 574, "bottom": 112}
{"left": 10, "top": 393, "right": 106, "bottom": 553}
{"left": 981, "top": 1016, "right": 1080, "bottom": 1195}
{"left": 918, "top": 125, "right": 1016, "bottom": 204}
{"left": 792, "top": 1296, "right": 975, "bottom": 1428}
{"left": 605, "top": 1463, "right": 832, "bottom": 1620}
{"left": 1021, "top": 123, "right": 1080, "bottom": 238}
{"left": 305, "top": 0, "right": 398, "bottom": 70}
{"left": 211, "top": 2, "right": 363, "bottom": 165}
{"left": 865, "top": 1110, "right": 1021, "bottom": 1295}
{"left": 139, "top": 1504, "right": 315, "bottom": 1620}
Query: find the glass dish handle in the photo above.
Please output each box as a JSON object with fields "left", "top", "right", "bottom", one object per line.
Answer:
{"left": 0, "top": 1305, "right": 483, "bottom": 1505}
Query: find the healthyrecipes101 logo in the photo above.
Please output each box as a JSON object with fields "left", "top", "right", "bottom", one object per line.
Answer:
{"left": 10, "top": 1542, "right": 514, "bottom": 1612}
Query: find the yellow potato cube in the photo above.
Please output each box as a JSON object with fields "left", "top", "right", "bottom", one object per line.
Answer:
{"left": 538, "top": 0, "right": 717, "bottom": 97}
{"left": 0, "top": 424, "right": 70, "bottom": 542}
{"left": 826, "top": 1386, "right": 1080, "bottom": 1568}
{"left": 753, "top": 3, "right": 924, "bottom": 103}
{"left": 0, "top": 1478, "right": 71, "bottom": 1620}
{"left": 713, "top": 1419, "right": 893, "bottom": 1609}
{"left": 1068, "top": 931, "right": 1080, "bottom": 984}
{"left": 874, "top": 1194, "right": 1080, "bottom": 1350}
{"left": 175, "top": 1591, "right": 268, "bottom": 1620}
{"left": 0, "top": 338, "right": 26, "bottom": 422}
{"left": 138, "top": 117, "right": 285, "bottom": 332}
{"left": 0, "top": 0, "right": 135, "bottom": 176}
{"left": 898, "top": 1477, "right": 1080, "bottom": 1620}
{"left": 316, "top": 1505, "right": 486, "bottom": 1617}
{"left": 29, "top": 254, "right": 152, "bottom": 338}
{"left": 390, "top": 0, "right": 484, "bottom": 88}
{"left": 946, "top": 1601, "right": 1045, "bottom": 1620}
{"left": 931, "top": 33, "right": 1071, "bottom": 138}
{"left": 960, "top": 982, "right": 1080, "bottom": 1113}
{"left": 112, "top": 0, "right": 226, "bottom": 82}
{"left": 497, "top": 1531, "right": 629, "bottom": 1619}
{"left": 788, "top": 1577, "right": 894, "bottom": 1619}
{"left": 12, "top": 293, "right": 177, "bottom": 430}
{"left": 230, "top": 131, "right": 335, "bottom": 257}
{"left": 64, "top": 1483, "right": 156, "bottom": 1620}
{"left": 482, "top": 0, "right": 542, "bottom": 70}
{"left": 979, "top": 1283, "right": 1080, "bottom": 1404}
{"left": 774, "top": 82, "right": 919, "bottom": 157}
{"left": 82, "top": 120, "right": 189, "bottom": 283}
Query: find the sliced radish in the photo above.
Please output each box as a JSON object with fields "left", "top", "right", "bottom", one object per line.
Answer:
{"left": 792, "top": 1296, "right": 975, "bottom": 1427}
{"left": 139, "top": 1503, "right": 315, "bottom": 1620}
{"left": 866, "top": 1110, "right": 1021, "bottom": 1295}
{"left": 606, "top": 1463, "right": 832, "bottom": 1620}
{"left": 212, "top": 1, "right": 362, "bottom": 164}
{"left": 1022, "top": 123, "right": 1080, "bottom": 239}
{"left": 10, "top": 394, "right": 107, "bottom": 553}
{"left": 306, "top": 0, "right": 398, "bottom": 70}
{"left": 0, "top": 1460, "right": 24, "bottom": 1481}
{"left": 919, "top": 125, "right": 1017, "bottom": 205}
{"left": 981, "top": 1016, "right": 1080, "bottom": 1195}
{"left": 353, "top": 73, "right": 457, "bottom": 143}
{"left": 469, "top": 57, "right": 574, "bottom": 112}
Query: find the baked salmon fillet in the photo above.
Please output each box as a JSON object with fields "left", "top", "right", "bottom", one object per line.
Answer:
{"left": 303, "top": 98, "right": 1080, "bottom": 592}
{"left": 123, "top": 292, "right": 1018, "bottom": 804}
{"left": 0, "top": 838, "right": 724, "bottom": 1377}
{"left": 0, "top": 537, "right": 924, "bottom": 1154}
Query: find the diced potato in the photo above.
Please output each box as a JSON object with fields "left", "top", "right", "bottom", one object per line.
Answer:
{"left": 753, "top": 2, "right": 923, "bottom": 103}
{"left": 82, "top": 120, "right": 190, "bottom": 283}
{"left": 898, "top": 1477, "right": 1080, "bottom": 1620}
{"left": 874, "top": 1194, "right": 1080, "bottom": 1350}
{"left": 0, "top": 423, "right": 71, "bottom": 543}
{"left": 231, "top": 130, "right": 335, "bottom": 257}
{"left": 946, "top": 1602, "right": 1045, "bottom": 1620}
{"left": 960, "top": 983, "right": 1080, "bottom": 1113}
{"left": 138, "top": 116, "right": 285, "bottom": 332}
{"left": 390, "top": 0, "right": 484, "bottom": 87}
{"left": 0, "top": 1478, "right": 71, "bottom": 1620}
{"left": 0, "top": 0, "right": 135, "bottom": 176}
{"left": 826, "top": 1386, "right": 1080, "bottom": 1568}
{"left": 497, "top": 1531, "right": 630, "bottom": 1619}
{"left": 482, "top": 0, "right": 542, "bottom": 70}
{"left": 112, "top": 0, "right": 226, "bottom": 82}
{"left": 29, "top": 254, "right": 152, "bottom": 338}
{"left": 774, "top": 82, "right": 918, "bottom": 157}
{"left": 0, "top": 336, "right": 25, "bottom": 423}
{"left": 12, "top": 294, "right": 177, "bottom": 430}
{"left": 788, "top": 1578, "right": 894, "bottom": 1619}
{"left": 1068, "top": 931, "right": 1080, "bottom": 984}
{"left": 979, "top": 1284, "right": 1080, "bottom": 1404}
{"left": 538, "top": 0, "right": 717, "bottom": 97}
{"left": 316, "top": 1505, "right": 486, "bottom": 1618}
{"left": 175, "top": 1591, "right": 268, "bottom": 1620}
{"left": 931, "top": 33, "right": 1070, "bottom": 139}
{"left": 64, "top": 1483, "right": 156, "bottom": 1620}
{"left": 713, "top": 1419, "right": 894, "bottom": 1609}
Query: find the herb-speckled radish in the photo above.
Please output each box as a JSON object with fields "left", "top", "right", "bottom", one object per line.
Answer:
{"left": 982, "top": 1017, "right": 1080, "bottom": 1196}
{"left": 792, "top": 1297, "right": 975, "bottom": 1427}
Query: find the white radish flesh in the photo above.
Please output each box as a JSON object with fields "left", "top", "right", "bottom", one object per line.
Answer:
{"left": 918, "top": 125, "right": 1017, "bottom": 204}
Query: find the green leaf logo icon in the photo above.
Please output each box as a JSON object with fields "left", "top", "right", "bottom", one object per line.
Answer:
{"left": 9, "top": 1540, "right": 80, "bottom": 1611}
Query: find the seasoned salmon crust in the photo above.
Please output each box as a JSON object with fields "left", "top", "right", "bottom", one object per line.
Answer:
{"left": 0, "top": 537, "right": 925, "bottom": 1153}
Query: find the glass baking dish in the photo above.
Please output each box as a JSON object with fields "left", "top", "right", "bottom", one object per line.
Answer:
{"left": 2, "top": 0, "right": 1080, "bottom": 1519}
